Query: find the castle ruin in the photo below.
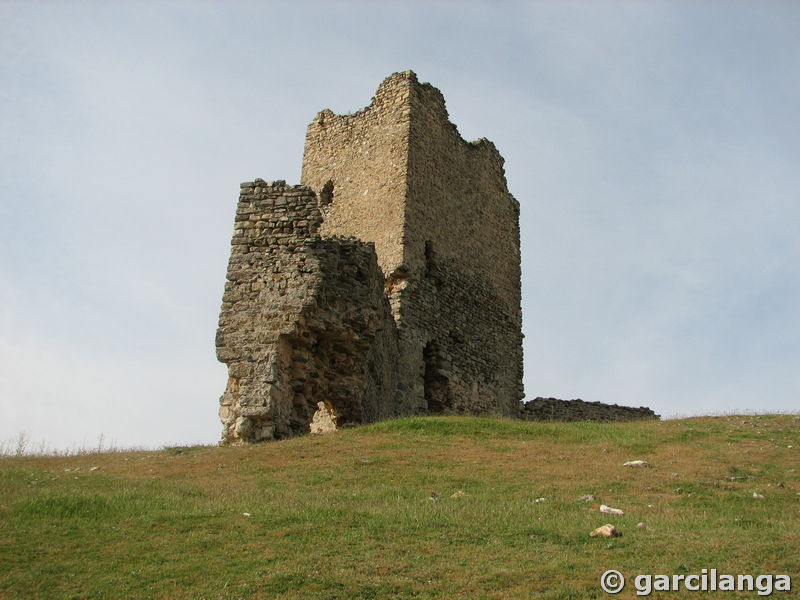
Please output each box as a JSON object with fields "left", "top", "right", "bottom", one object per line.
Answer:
{"left": 215, "top": 71, "right": 656, "bottom": 443}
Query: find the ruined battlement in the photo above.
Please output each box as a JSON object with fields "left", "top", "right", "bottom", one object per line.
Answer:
{"left": 216, "top": 72, "right": 653, "bottom": 444}
{"left": 216, "top": 72, "right": 524, "bottom": 442}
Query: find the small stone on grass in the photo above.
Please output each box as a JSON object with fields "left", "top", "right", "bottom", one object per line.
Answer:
{"left": 600, "top": 504, "right": 624, "bottom": 515}
{"left": 590, "top": 524, "right": 619, "bottom": 538}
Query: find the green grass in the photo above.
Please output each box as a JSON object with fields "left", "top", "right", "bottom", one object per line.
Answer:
{"left": 1, "top": 415, "right": 798, "bottom": 599}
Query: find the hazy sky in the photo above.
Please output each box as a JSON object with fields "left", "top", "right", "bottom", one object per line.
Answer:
{"left": 1, "top": 1, "right": 798, "bottom": 451}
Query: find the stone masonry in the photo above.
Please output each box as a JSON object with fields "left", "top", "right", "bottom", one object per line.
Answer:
{"left": 215, "top": 182, "right": 403, "bottom": 441}
{"left": 521, "top": 398, "right": 659, "bottom": 423}
{"left": 216, "top": 71, "right": 656, "bottom": 443}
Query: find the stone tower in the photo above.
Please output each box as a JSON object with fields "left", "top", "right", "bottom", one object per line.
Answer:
{"left": 216, "top": 71, "right": 524, "bottom": 443}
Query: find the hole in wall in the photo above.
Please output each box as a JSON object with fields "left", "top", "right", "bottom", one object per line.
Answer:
{"left": 319, "top": 179, "right": 334, "bottom": 206}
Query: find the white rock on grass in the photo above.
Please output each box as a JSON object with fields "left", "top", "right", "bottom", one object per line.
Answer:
{"left": 623, "top": 460, "right": 650, "bottom": 467}
{"left": 309, "top": 402, "right": 337, "bottom": 434}
{"left": 600, "top": 504, "right": 624, "bottom": 515}
{"left": 590, "top": 524, "right": 619, "bottom": 538}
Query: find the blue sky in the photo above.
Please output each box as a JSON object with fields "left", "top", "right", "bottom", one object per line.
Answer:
{"left": 1, "top": 1, "right": 798, "bottom": 451}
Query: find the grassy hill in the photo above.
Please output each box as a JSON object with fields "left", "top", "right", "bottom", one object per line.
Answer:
{"left": 1, "top": 415, "right": 798, "bottom": 599}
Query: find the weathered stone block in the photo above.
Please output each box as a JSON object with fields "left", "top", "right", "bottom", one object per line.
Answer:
{"left": 240, "top": 406, "right": 270, "bottom": 418}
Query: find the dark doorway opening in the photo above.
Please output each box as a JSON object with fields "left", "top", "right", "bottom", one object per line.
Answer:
{"left": 423, "top": 341, "right": 449, "bottom": 413}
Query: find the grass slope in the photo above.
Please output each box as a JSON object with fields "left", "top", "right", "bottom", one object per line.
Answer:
{"left": 1, "top": 415, "right": 798, "bottom": 599}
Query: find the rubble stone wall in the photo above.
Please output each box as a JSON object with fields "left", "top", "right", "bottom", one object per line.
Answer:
{"left": 216, "top": 181, "right": 400, "bottom": 443}
{"left": 521, "top": 397, "right": 659, "bottom": 422}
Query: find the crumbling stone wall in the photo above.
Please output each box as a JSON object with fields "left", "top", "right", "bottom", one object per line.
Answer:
{"left": 521, "top": 398, "right": 659, "bottom": 422}
{"left": 216, "top": 181, "right": 400, "bottom": 442}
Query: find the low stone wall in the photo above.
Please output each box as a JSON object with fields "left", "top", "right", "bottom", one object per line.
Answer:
{"left": 520, "top": 397, "right": 659, "bottom": 422}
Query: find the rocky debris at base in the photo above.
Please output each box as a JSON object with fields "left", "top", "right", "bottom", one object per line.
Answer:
{"left": 310, "top": 402, "right": 337, "bottom": 435}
